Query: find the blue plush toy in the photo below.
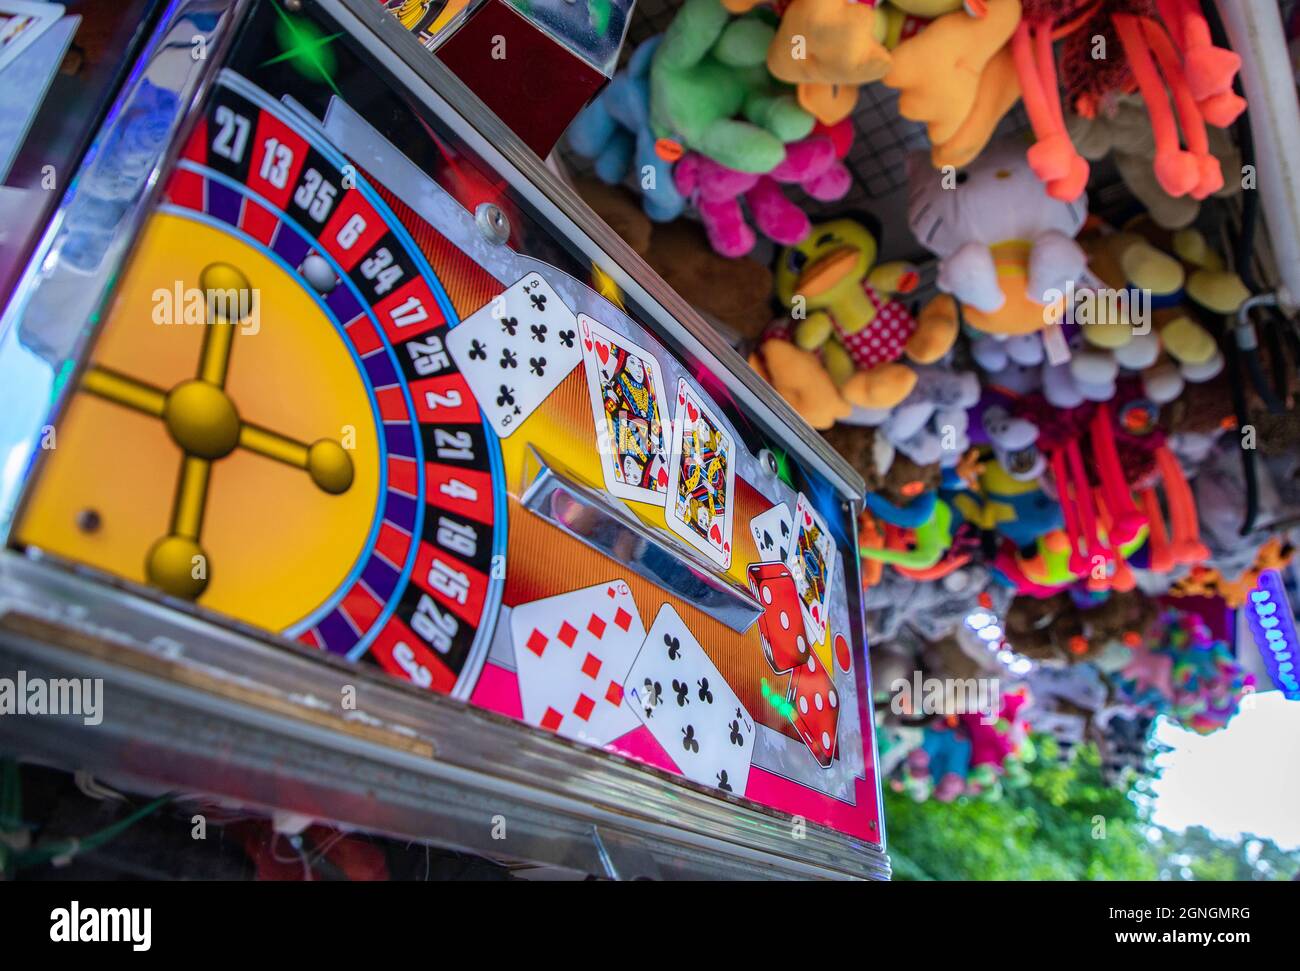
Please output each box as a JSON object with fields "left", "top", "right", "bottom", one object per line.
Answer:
{"left": 568, "top": 37, "right": 686, "bottom": 222}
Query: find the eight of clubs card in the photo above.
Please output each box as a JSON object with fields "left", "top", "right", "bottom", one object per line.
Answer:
{"left": 578, "top": 314, "right": 671, "bottom": 504}
{"left": 509, "top": 579, "right": 645, "bottom": 747}
{"left": 665, "top": 378, "right": 736, "bottom": 568}
{"left": 787, "top": 493, "right": 836, "bottom": 643}
{"left": 625, "top": 604, "right": 756, "bottom": 794}
{"left": 446, "top": 271, "right": 580, "bottom": 438}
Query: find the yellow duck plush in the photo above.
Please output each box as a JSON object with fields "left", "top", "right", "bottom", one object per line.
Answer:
{"left": 773, "top": 218, "right": 959, "bottom": 410}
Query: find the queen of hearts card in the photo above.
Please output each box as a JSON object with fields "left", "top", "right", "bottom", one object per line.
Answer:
{"left": 579, "top": 314, "right": 671, "bottom": 505}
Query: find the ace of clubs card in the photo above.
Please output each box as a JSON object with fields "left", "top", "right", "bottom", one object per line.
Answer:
{"left": 665, "top": 378, "right": 736, "bottom": 568}
{"left": 446, "top": 271, "right": 580, "bottom": 438}
{"left": 787, "top": 493, "right": 836, "bottom": 643}
{"left": 578, "top": 314, "right": 671, "bottom": 505}
{"left": 509, "top": 579, "right": 645, "bottom": 747}
{"left": 625, "top": 604, "right": 756, "bottom": 794}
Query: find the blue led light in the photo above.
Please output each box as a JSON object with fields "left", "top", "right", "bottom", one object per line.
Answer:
{"left": 1245, "top": 570, "right": 1300, "bottom": 700}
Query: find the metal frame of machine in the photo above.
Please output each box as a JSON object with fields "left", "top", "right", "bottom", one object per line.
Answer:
{"left": 0, "top": 0, "right": 890, "bottom": 880}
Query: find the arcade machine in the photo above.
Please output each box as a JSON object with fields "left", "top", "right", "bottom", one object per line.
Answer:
{"left": 0, "top": 0, "right": 889, "bottom": 879}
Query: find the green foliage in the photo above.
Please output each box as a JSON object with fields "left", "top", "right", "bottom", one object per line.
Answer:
{"left": 885, "top": 735, "right": 1300, "bottom": 881}
{"left": 1150, "top": 825, "right": 1300, "bottom": 882}
{"left": 884, "top": 737, "right": 1156, "bottom": 881}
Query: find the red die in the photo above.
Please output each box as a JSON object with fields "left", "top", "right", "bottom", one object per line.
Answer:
{"left": 747, "top": 562, "right": 810, "bottom": 674}
{"left": 788, "top": 651, "right": 840, "bottom": 768}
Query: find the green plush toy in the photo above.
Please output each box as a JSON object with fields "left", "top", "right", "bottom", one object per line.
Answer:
{"left": 650, "top": 0, "right": 814, "bottom": 174}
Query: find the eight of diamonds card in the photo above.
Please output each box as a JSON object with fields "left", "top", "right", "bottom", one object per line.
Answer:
{"left": 446, "top": 271, "right": 580, "bottom": 437}
{"left": 665, "top": 378, "right": 736, "bottom": 568}
{"left": 509, "top": 579, "right": 646, "bottom": 747}
{"left": 625, "top": 604, "right": 755, "bottom": 794}
{"left": 578, "top": 314, "right": 672, "bottom": 505}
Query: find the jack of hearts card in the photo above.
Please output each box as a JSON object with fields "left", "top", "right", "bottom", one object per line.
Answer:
{"left": 578, "top": 314, "right": 671, "bottom": 505}
{"left": 664, "top": 378, "right": 736, "bottom": 568}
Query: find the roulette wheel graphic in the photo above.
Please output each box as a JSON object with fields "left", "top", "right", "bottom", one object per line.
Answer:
{"left": 16, "top": 74, "right": 508, "bottom": 692}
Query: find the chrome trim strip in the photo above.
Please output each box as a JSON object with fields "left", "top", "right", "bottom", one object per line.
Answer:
{"left": 520, "top": 446, "right": 762, "bottom": 634}
{"left": 0, "top": 0, "right": 889, "bottom": 878}
{"left": 0, "top": 552, "right": 890, "bottom": 880}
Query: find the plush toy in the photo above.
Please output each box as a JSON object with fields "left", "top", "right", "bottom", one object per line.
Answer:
{"left": 1013, "top": 0, "right": 1245, "bottom": 201}
{"left": 1067, "top": 93, "right": 1241, "bottom": 229}
{"left": 1005, "top": 588, "right": 1155, "bottom": 663}
{"left": 908, "top": 139, "right": 1088, "bottom": 335}
{"left": 568, "top": 37, "right": 687, "bottom": 223}
{"left": 866, "top": 563, "right": 1011, "bottom": 643}
{"left": 673, "top": 120, "right": 853, "bottom": 257}
{"left": 572, "top": 179, "right": 775, "bottom": 341}
{"left": 947, "top": 449, "right": 1063, "bottom": 553}
{"left": 772, "top": 219, "right": 957, "bottom": 408}
{"left": 902, "top": 721, "right": 974, "bottom": 801}
{"left": 823, "top": 423, "right": 941, "bottom": 524}
{"left": 859, "top": 497, "right": 961, "bottom": 576}
{"left": 1077, "top": 219, "right": 1239, "bottom": 404}
{"left": 650, "top": 0, "right": 814, "bottom": 174}
{"left": 881, "top": 0, "right": 1025, "bottom": 162}
{"left": 962, "top": 686, "right": 1030, "bottom": 774}
{"left": 878, "top": 363, "right": 981, "bottom": 469}
{"left": 754, "top": 0, "right": 894, "bottom": 123}
{"left": 722, "top": 0, "right": 1023, "bottom": 164}
{"left": 1012, "top": 389, "right": 1212, "bottom": 592}
{"left": 749, "top": 338, "right": 853, "bottom": 428}
{"left": 1116, "top": 607, "right": 1255, "bottom": 734}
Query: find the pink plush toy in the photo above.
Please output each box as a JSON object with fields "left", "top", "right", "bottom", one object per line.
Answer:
{"left": 961, "top": 687, "right": 1030, "bottom": 771}
{"left": 674, "top": 120, "right": 853, "bottom": 258}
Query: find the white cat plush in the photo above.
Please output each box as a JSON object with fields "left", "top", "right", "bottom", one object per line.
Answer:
{"left": 907, "top": 139, "right": 1089, "bottom": 334}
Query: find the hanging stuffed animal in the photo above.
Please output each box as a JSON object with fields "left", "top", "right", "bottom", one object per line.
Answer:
{"left": 770, "top": 218, "right": 958, "bottom": 409}
{"left": 1013, "top": 0, "right": 1246, "bottom": 201}
{"left": 567, "top": 37, "right": 687, "bottom": 222}
{"left": 673, "top": 120, "right": 853, "bottom": 257}
{"left": 907, "top": 138, "right": 1088, "bottom": 335}
{"left": 650, "top": 0, "right": 814, "bottom": 174}
{"left": 1066, "top": 93, "right": 1241, "bottom": 228}
{"left": 881, "top": 0, "right": 1025, "bottom": 165}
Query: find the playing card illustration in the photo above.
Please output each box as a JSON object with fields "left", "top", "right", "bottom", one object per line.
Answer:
{"left": 786, "top": 492, "right": 835, "bottom": 644}
{"left": 749, "top": 502, "right": 792, "bottom": 564}
{"left": 746, "top": 562, "right": 810, "bottom": 675}
{"left": 0, "top": 2, "right": 64, "bottom": 75}
{"left": 625, "top": 603, "right": 756, "bottom": 794}
{"left": 509, "top": 579, "right": 646, "bottom": 747}
{"left": 446, "top": 271, "right": 580, "bottom": 438}
{"left": 664, "top": 378, "right": 736, "bottom": 569}
{"left": 578, "top": 314, "right": 671, "bottom": 505}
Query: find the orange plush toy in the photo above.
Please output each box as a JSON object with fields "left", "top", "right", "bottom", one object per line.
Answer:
{"left": 724, "top": 0, "right": 1024, "bottom": 165}
{"left": 881, "top": 0, "right": 1024, "bottom": 164}
{"left": 1014, "top": 0, "right": 1245, "bottom": 201}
